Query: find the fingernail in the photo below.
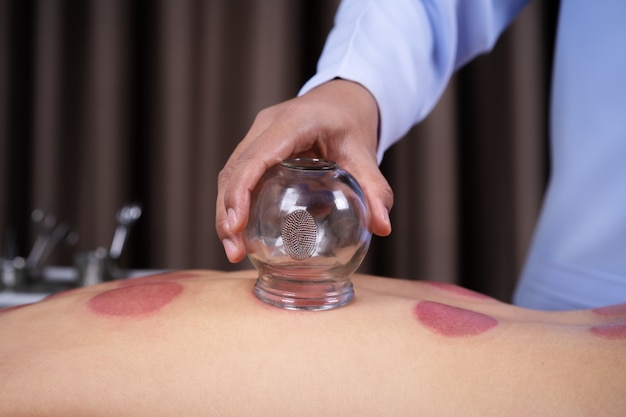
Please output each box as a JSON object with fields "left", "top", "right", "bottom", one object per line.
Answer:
{"left": 227, "top": 208, "right": 238, "bottom": 231}
{"left": 378, "top": 201, "right": 392, "bottom": 233}
{"left": 223, "top": 239, "right": 237, "bottom": 260}
{"left": 378, "top": 201, "right": 389, "bottom": 224}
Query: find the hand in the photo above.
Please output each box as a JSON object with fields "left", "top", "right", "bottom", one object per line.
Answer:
{"left": 216, "top": 79, "right": 394, "bottom": 262}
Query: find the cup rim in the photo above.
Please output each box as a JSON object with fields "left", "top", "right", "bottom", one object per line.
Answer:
{"left": 280, "top": 158, "right": 337, "bottom": 171}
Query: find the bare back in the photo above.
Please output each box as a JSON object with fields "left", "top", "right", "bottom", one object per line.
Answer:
{"left": 1, "top": 270, "right": 625, "bottom": 416}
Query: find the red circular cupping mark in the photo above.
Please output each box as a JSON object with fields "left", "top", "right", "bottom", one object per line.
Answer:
{"left": 414, "top": 301, "right": 498, "bottom": 337}
{"left": 88, "top": 282, "right": 184, "bottom": 317}
{"left": 590, "top": 319, "right": 626, "bottom": 340}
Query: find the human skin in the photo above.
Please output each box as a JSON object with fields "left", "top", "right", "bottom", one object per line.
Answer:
{"left": 216, "top": 79, "right": 393, "bottom": 263}
{"left": 1, "top": 270, "right": 625, "bottom": 416}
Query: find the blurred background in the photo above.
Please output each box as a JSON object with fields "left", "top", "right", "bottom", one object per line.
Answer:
{"left": 0, "top": 0, "right": 559, "bottom": 301}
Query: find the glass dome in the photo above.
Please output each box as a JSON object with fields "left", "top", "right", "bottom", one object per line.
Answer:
{"left": 245, "top": 158, "right": 371, "bottom": 310}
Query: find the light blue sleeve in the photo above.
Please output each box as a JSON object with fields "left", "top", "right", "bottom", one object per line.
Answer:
{"left": 299, "top": 0, "right": 529, "bottom": 162}
{"left": 514, "top": 0, "right": 626, "bottom": 309}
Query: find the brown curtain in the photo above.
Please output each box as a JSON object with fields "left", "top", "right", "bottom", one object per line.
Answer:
{"left": 0, "top": 0, "right": 556, "bottom": 302}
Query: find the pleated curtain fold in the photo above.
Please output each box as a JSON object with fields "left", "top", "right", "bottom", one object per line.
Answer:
{"left": 0, "top": 0, "right": 553, "bottom": 302}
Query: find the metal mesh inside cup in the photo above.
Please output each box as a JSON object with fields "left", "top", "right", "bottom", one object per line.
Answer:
{"left": 281, "top": 209, "right": 317, "bottom": 260}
